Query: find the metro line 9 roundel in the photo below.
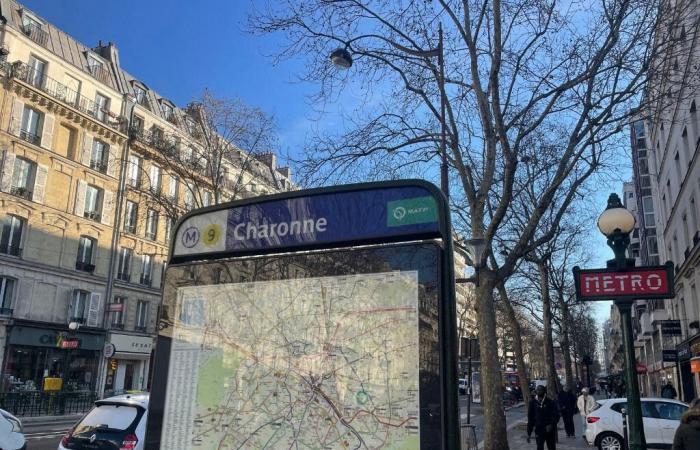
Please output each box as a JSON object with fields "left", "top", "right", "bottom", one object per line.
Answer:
{"left": 573, "top": 263, "right": 675, "bottom": 302}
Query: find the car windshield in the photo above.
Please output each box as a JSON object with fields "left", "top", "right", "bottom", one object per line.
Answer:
{"left": 75, "top": 404, "right": 138, "bottom": 433}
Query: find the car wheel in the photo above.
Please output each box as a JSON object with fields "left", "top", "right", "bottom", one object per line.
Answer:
{"left": 596, "top": 432, "right": 623, "bottom": 450}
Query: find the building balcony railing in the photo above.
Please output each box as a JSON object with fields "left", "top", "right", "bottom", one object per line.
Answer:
{"left": 123, "top": 224, "right": 136, "bottom": 234}
{"left": 109, "top": 322, "right": 124, "bottom": 330}
{"left": 131, "top": 127, "right": 179, "bottom": 157}
{"left": 117, "top": 272, "right": 131, "bottom": 282}
{"left": 9, "top": 186, "right": 33, "bottom": 200}
{"left": 19, "top": 129, "right": 41, "bottom": 146}
{"left": 0, "top": 244, "right": 22, "bottom": 257}
{"left": 89, "top": 160, "right": 107, "bottom": 173}
{"left": 145, "top": 231, "right": 157, "bottom": 241}
{"left": 0, "top": 307, "right": 13, "bottom": 316}
{"left": 22, "top": 23, "right": 49, "bottom": 47}
{"left": 87, "top": 64, "right": 111, "bottom": 85}
{"left": 139, "top": 274, "right": 151, "bottom": 287}
{"left": 75, "top": 261, "right": 95, "bottom": 273}
{"left": 134, "top": 325, "right": 147, "bottom": 332}
{"left": 10, "top": 62, "right": 127, "bottom": 133}
{"left": 84, "top": 210, "right": 101, "bottom": 222}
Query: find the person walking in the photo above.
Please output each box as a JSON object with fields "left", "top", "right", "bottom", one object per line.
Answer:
{"left": 672, "top": 398, "right": 700, "bottom": 450}
{"left": 661, "top": 382, "right": 678, "bottom": 399}
{"left": 558, "top": 385, "right": 577, "bottom": 437}
{"left": 577, "top": 387, "right": 597, "bottom": 438}
{"left": 527, "top": 385, "right": 560, "bottom": 450}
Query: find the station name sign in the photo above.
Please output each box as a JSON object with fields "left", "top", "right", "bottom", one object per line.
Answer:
{"left": 573, "top": 263, "right": 675, "bottom": 302}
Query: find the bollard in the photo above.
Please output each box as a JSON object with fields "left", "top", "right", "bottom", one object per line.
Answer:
{"left": 621, "top": 408, "right": 629, "bottom": 450}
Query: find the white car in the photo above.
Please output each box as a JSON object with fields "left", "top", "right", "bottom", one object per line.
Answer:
{"left": 459, "top": 378, "right": 468, "bottom": 395}
{"left": 0, "top": 408, "right": 26, "bottom": 450}
{"left": 59, "top": 393, "right": 148, "bottom": 450}
{"left": 584, "top": 397, "right": 688, "bottom": 450}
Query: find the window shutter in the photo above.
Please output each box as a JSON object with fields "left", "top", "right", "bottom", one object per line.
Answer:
{"left": 9, "top": 97, "right": 23, "bottom": 136}
{"left": 86, "top": 292, "right": 101, "bottom": 327}
{"left": 33, "top": 164, "right": 49, "bottom": 204}
{"left": 133, "top": 254, "right": 143, "bottom": 280}
{"left": 41, "top": 113, "right": 54, "bottom": 150}
{"left": 0, "top": 150, "right": 16, "bottom": 192}
{"left": 81, "top": 133, "right": 93, "bottom": 166}
{"left": 106, "top": 144, "right": 117, "bottom": 178}
{"left": 74, "top": 180, "right": 87, "bottom": 215}
{"left": 101, "top": 190, "right": 114, "bottom": 225}
{"left": 152, "top": 260, "right": 163, "bottom": 289}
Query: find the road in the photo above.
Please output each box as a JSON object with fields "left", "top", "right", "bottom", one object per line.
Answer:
{"left": 22, "top": 396, "right": 521, "bottom": 449}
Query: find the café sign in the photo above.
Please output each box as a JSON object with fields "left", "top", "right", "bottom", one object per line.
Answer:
{"left": 573, "top": 263, "right": 675, "bottom": 302}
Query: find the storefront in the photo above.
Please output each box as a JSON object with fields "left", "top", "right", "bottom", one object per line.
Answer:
{"left": 1, "top": 323, "right": 104, "bottom": 393}
{"left": 102, "top": 333, "right": 153, "bottom": 396}
{"left": 676, "top": 334, "right": 700, "bottom": 402}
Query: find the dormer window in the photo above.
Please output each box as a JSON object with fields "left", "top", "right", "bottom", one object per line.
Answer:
{"left": 86, "top": 53, "right": 109, "bottom": 83}
{"left": 21, "top": 10, "right": 47, "bottom": 47}
{"left": 161, "top": 102, "right": 175, "bottom": 123}
{"left": 133, "top": 84, "right": 148, "bottom": 108}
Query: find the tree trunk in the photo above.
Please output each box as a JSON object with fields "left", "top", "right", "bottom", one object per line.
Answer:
{"left": 537, "top": 259, "right": 560, "bottom": 398}
{"left": 477, "top": 271, "right": 509, "bottom": 450}
{"left": 559, "top": 297, "right": 574, "bottom": 389}
{"left": 497, "top": 282, "right": 530, "bottom": 406}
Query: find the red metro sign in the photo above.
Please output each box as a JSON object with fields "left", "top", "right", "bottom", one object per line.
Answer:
{"left": 573, "top": 263, "right": 675, "bottom": 302}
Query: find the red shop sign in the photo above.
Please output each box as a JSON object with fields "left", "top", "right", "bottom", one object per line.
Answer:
{"left": 573, "top": 263, "right": 675, "bottom": 302}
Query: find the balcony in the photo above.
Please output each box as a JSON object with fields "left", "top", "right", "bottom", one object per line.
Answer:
{"left": 84, "top": 210, "right": 101, "bottom": 222}
{"left": 75, "top": 261, "right": 95, "bottom": 273}
{"left": 134, "top": 325, "right": 147, "bottom": 332}
{"left": 19, "top": 129, "right": 41, "bottom": 146}
{"left": 89, "top": 160, "right": 107, "bottom": 173}
{"left": 10, "top": 186, "right": 33, "bottom": 200}
{"left": 0, "top": 244, "right": 22, "bottom": 257}
{"left": 145, "top": 231, "right": 157, "bottom": 241}
{"left": 117, "top": 272, "right": 131, "bottom": 282}
{"left": 22, "top": 23, "right": 48, "bottom": 47}
{"left": 139, "top": 274, "right": 151, "bottom": 287}
{"left": 131, "top": 127, "right": 179, "bottom": 158}
{"left": 11, "top": 62, "right": 126, "bottom": 133}
{"left": 0, "top": 307, "right": 13, "bottom": 316}
{"left": 123, "top": 224, "right": 136, "bottom": 234}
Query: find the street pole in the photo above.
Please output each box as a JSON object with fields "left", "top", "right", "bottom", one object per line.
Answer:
{"left": 437, "top": 22, "right": 448, "bottom": 199}
{"left": 467, "top": 339, "right": 472, "bottom": 424}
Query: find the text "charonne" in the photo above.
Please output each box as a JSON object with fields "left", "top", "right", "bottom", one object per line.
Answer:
{"left": 233, "top": 217, "right": 328, "bottom": 240}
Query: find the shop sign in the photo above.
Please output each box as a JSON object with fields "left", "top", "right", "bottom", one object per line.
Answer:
{"left": 43, "top": 377, "right": 62, "bottom": 391}
{"left": 110, "top": 333, "right": 153, "bottom": 354}
{"left": 8, "top": 326, "right": 105, "bottom": 351}
{"left": 691, "top": 338, "right": 700, "bottom": 357}
{"left": 662, "top": 350, "right": 678, "bottom": 363}
{"left": 660, "top": 320, "right": 682, "bottom": 336}
{"left": 103, "top": 343, "right": 116, "bottom": 358}
{"left": 635, "top": 363, "right": 648, "bottom": 374}
{"left": 677, "top": 342, "right": 691, "bottom": 361}
{"left": 59, "top": 338, "right": 80, "bottom": 349}
{"left": 691, "top": 358, "right": 700, "bottom": 374}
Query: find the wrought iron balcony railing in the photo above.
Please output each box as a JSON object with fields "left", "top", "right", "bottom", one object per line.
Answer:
{"left": 123, "top": 223, "right": 137, "bottom": 234}
{"left": 0, "top": 244, "right": 22, "bottom": 256}
{"left": 10, "top": 186, "right": 32, "bottom": 200}
{"left": 89, "top": 160, "right": 107, "bottom": 173}
{"left": 75, "top": 261, "right": 95, "bottom": 273}
{"left": 117, "top": 272, "right": 131, "bottom": 282}
{"left": 22, "top": 23, "right": 49, "bottom": 47}
{"left": 19, "top": 129, "right": 41, "bottom": 146}
{"left": 140, "top": 274, "right": 152, "bottom": 286}
{"left": 84, "top": 210, "right": 101, "bottom": 222}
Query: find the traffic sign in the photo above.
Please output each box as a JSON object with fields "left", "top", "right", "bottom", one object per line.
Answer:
{"left": 572, "top": 263, "right": 675, "bottom": 302}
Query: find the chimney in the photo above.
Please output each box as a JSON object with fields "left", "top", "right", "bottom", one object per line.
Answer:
{"left": 257, "top": 152, "right": 276, "bottom": 170}
{"left": 93, "top": 41, "right": 120, "bottom": 67}
{"left": 277, "top": 166, "right": 292, "bottom": 180}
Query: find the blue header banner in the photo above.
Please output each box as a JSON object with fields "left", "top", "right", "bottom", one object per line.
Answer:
{"left": 173, "top": 183, "right": 443, "bottom": 257}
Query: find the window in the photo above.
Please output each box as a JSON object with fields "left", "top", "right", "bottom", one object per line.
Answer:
{"left": 168, "top": 176, "right": 178, "bottom": 201}
{"left": 184, "top": 184, "right": 194, "bottom": 209}
{"left": 110, "top": 296, "right": 125, "bottom": 328}
{"left": 135, "top": 300, "right": 148, "bottom": 331}
{"left": 642, "top": 196, "right": 655, "bottom": 227}
{"left": 161, "top": 102, "right": 174, "bottom": 121}
{"left": 27, "top": 55, "right": 46, "bottom": 88}
{"left": 653, "top": 402, "right": 687, "bottom": 420}
{"left": 21, "top": 11, "right": 43, "bottom": 30}
{"left": 149, "top": 165, "right": 161, "bottom": 193}
{"left": 133, "top": 85, "right": 147, "bottom": 107}
{"left": 0, "top": 276, "right": 16, "bottom": 315}
{"left": 76, "top": 236, "right": 95, "bottom": 272}
{"left": 84, "top": 185, "right": 102, "bottom": 221}
{"left": 20, "top": 106, "right": 42, "bottom": 145}
{"left": 165, "top": 217, "right": 173, "bottom": 242}
{"left": 0, "top": 216, "right": 24, "bottom": 256}
{"left": 117, "top": 247, "right": 132, "bottom": 282}
{"left": 140, "top": 255, "right": 153, "bottom": 286}
{"left": 124, "top": 201, "right": 138, "bottom": 233}
{"left": 94, "top": 93, "right": 110, "bottom": 122}
{"left": 146, "top": 209, "right": 158, "bottom": 240}
{"left": 70, "top": 290, "right": 89, "bottom": 323}
{"left": 11, "top": 158, "right": 36, "bottom": 200}
{"left": 185, "top": 117, "right": 197, "bottom": 135}
{"left": 90, "top": 140, "right": 108, "bottom": 173}
{"left": 127, "top": 155, "right": 141, "bottom": 187}
{"left": 203, "top": 191, "right": 212, "bottom": 207}
{"left": 131, "top": 115, "right": 144, "bottom": 134}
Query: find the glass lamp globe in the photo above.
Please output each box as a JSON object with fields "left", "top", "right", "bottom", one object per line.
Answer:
{"left": 597, "top": 201, "right": 636, "bottom": 237}
{"left": 330, "top": 48, "right": 353, "bottom": 69}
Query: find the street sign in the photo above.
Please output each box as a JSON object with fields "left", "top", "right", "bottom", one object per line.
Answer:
{"left": 660, "top": 320, "right": 682, "bottom": 336}
{"left": 662, "top": 350, "right": 678, "bottom": 363}
{"left": 572, "top": 263, "right": 675, "bottom": 302}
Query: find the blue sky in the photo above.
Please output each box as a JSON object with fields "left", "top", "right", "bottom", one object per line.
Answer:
{"left": 23, "top": 0, "right": 623, "bottom": 323}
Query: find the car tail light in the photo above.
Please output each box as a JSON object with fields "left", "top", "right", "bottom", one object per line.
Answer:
{"left": 61, "top": 426, "right": 75, "bottom": 446}
{"left": 587, "top": 416, "right": 600, "bottom": 423}
{"left": 120, "top": 434, "right": 139, "bottom": 450}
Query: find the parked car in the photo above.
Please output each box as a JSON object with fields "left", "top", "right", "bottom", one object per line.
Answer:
{"left": 0, "top": 408, "right": 26, "bottom": 450}
{"left": 459, "top": 378, "right": 468, "bottom": 395}
{"left": 59, "top": 393, "right": 148, "bottom": 450}
{"left": 584, "top": 397, "right": 688, "bottom": 450}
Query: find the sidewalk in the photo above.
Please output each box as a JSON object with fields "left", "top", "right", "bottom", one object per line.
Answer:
{"left": 506, "top": 415, "right": 591, "bottom": 450}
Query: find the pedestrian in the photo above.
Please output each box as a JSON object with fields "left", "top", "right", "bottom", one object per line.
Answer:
{"left": 661, "top": 382, "right": 678, "bottom": 399}
{"left": 672, "top": 398, "right": 700, "bottom": 450}
{"left": 557, "top": 385, "right": 577, "bottom": 438}
{"left": 577, "top": 387, "right": 597, "bottom": 438}
{"left": 527, "top": 385, "right": 560, "bottom": 450}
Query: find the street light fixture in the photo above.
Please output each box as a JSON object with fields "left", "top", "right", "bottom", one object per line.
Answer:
{"left": 329, "top": 48, "right": 353, "bottom": 69}
{"left": 597, "top": 193, "right": 646, "bottom": 450}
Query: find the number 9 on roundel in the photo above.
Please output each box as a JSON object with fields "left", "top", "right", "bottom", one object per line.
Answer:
{"left": 202, "top": 224, "right": 221, "bottom": 247}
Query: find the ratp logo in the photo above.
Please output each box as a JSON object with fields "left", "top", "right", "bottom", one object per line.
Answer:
{"left": 181, "top": 226, "right": 200, "bottom": 248}
{"left": 393, "top": 206, "right": 407, "bottom": 220}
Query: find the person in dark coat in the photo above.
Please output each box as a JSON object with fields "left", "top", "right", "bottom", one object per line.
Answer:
{"left": 557, "top": 385, "right": 577, "bottom": 437}
{"left": 528, "top": 385, "right": 560, "bottom": 450}
{"left": 661, "top": 382, "right": 678, "bottom": 399}
{"left": 672, "top": 398, "right": 700, "bottom": 450}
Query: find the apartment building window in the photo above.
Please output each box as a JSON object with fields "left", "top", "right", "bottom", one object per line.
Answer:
{"left": 165, "top": 217, "right": 173, "bottom": 242}
{"left": 133, "top": 85, "right": 147, "bottom": 107}
{"left": 10, "top": 158, "right": 36, "bottom": 200}
{"left": 140, "top": 255, "right": 153, "bottom": 286}
{"left": 161, "top": 103, "right": 174, "bottom": 122}
{"left": 70, "top": 290, "right": 89, "bottom": 323}
{"left": 152, "top": 126, "right": 164, "bottom": 145}
{"left": 117, "top": 247, "right": 132, "bottom": 282}
{"left": 203, "top": 191, "right": 212, "bottom": 207}
{"left": 94, "top": 93, "right": 110, "bottom": 122}
{"left": 634, "top": 121, "right": 645, "bottom": 148}
{"left": 127, "top": 155, "right": 141, "bottom": 187}
{"left": 27, "top": 55, "right": 46, "bottom": 88}
{"left": 90, "top": 140, "right": 109, "bottom": 173}
{"left": 146, "top": 209, "right": 158, "bottom": 240}
{"left": 110, "top": 296, "right": 125, "bottom": 329}
{"left": 642, "top": 196, "right": 654, "bottom": 227}
{"left": 20, "top": 106, "right": 42, "bottom": 145}
{"left": 674, "top": 152, "right": 682, "bottom": 184}
{"left": 168, "top": 176, "right": 178, "bottom": 201}
{"left": 124, "top": 201, "right": 138, "bottom": 234}
{"left": 184, "top": 185, "right": 194, "bottom": 209}
{"left": 84, "top": 185, "right": 103, "bottom": 221}
{"left": 76, "top": 236, "right": 96, "bottom": 272}
{"left": 683, "top": 213, "right": 691, "bottom": 255}
{"left": 131, "top": 115, "right": 144, "bottom": 135}
{"left": 0, "top": 276, "right": 16, "bottom": 316}
{"left": 135, "top": 300, "right": 148, "bottom": 331}
{"left": 185, "top": 117, "right": 197, "bottom": 136}
{"left": 0, "top": 216, "right": 24, "bottom": 256}
{"left": 149, "top": 165, "right": 162, "bottom": 193}
{"left": 691, "top": 198, "right": 699, "bottom": 243}
{"left": 647, "top": 236, "right": 659, "bottom": 265}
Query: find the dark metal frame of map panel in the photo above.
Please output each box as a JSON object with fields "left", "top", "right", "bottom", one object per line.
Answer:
{"left": 144, "top": 180, "right": 460, "bottom": 450}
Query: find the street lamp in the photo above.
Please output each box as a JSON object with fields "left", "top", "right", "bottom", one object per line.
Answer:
{"left": 598, "top": 193, "right": 646, "bottom": 450}
{"left": 329, "top": 23, "right": 449, "bottom": 198}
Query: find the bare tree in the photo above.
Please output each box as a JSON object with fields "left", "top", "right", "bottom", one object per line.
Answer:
{"left": 250, "top": 1, "right": 687, "bottom": 447}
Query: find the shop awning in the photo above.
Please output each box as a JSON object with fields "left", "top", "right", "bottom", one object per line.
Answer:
{"left": 112, "top": 351, "right": 151, "bottom": 360}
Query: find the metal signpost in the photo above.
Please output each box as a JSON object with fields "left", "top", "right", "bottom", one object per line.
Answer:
{"left": 574, "top": 193, "right": 676, "bottom": 450}
{"left": 144, "top": 180, "right": 459, "bottom": 450}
